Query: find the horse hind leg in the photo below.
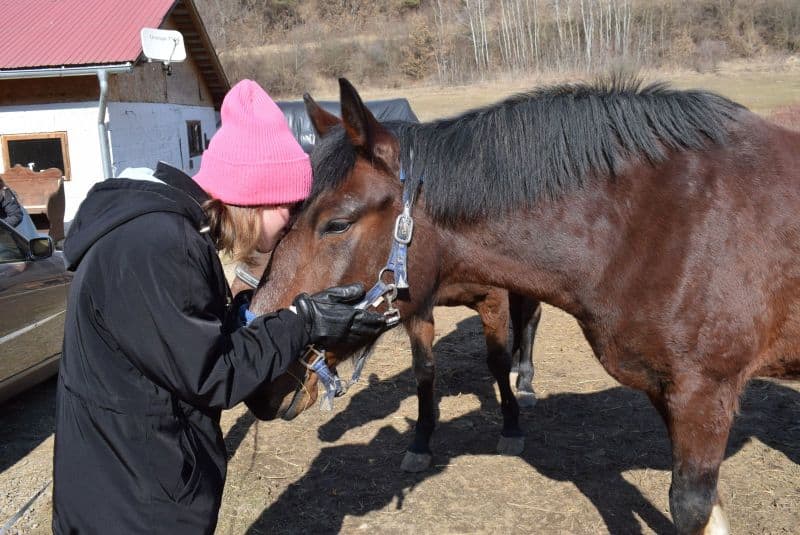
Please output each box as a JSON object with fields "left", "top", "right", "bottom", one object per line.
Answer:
{"left": 401, "top": 314, "right": 437, "bottom": 473}
{"left": 509, "top": 293, "right": 541, "bottom": 408}
{"left": 477, "top": 290, "right": 525, "bottom": 456}
{"left": 654, "top": 374, "right": 741, "bottom": 534}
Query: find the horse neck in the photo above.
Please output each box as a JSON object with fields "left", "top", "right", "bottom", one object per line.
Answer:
{"left": 434, "top": 180, "right": 625, "bottom": 320}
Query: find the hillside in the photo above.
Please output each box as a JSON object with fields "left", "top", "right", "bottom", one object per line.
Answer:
{"left": 194, "top": 0, "right": 800, "bottom": 97}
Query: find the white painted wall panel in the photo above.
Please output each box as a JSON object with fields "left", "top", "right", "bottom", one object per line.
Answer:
{"left": 0, "top": 102, "right": 218, "bottom": 221}
{"left": 0, "top": 102, "right": 103, "bottom": 221}
{"left": 108, "top": 101, "right": 217, "bottom": 179}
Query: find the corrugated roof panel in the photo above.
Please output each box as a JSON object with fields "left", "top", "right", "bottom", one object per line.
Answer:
{"left": 0, "top": 0, "right": 176, "bottom": 69}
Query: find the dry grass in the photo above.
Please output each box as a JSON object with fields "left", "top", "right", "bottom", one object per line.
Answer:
{"left": 301, "top": 58, "right": 800, "bottom": 121}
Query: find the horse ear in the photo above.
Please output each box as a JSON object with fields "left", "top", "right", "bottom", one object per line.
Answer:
{"left": 338, "top": 78, "right": 400, "bottom": 174}
{"left": 303, "top": 93, "right": 340, "bottom": 137}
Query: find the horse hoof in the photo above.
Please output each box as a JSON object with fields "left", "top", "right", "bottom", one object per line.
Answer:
{"left": 497, "top": 435, "right": 525, "bottom": 456}
{"left": 401, "top": 451, "right": 432, "bottom": 472}
{"left": 516, "top": 391, "right": 537, "bottom": 408}
{"left": 703, "top": 504, "right": 730, "bottom": 535}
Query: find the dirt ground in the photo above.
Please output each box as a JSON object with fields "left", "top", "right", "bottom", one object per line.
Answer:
{"left": 2, "top": 304, "right": 798, "bottom": 534}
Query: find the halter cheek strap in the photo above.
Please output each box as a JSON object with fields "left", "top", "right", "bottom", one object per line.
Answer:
{"left": 355, "top": 163, "right": 422, "bottom": 316}
{"left": 348, "top": 162, "right": 422, "bottom": 389}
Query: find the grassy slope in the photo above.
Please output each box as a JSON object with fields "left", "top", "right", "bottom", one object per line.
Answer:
{"left": 303, "top": 60, "right": 800, "bottom": 121}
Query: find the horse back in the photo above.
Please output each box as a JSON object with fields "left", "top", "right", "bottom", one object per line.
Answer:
{"left": 588, "top": 111, "right": 800, "bottom": 382}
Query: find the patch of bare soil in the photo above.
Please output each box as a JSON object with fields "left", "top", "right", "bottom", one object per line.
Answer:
{"left": 214, "top": 305, "right": 800, "bottom": 534}
{"left": 0, "top": 305, "right": 798, "bottom": 534}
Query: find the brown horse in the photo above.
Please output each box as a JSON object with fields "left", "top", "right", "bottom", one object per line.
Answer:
{"left": 234, "top": 249, "right": 541, "bottom": 472}
{"left": 250, "top": 77, "right": 800, "bottom": 534}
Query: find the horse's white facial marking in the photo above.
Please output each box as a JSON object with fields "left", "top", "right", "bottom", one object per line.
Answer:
{"left": 703, "top": 504, "right": 730, "bottom": 535}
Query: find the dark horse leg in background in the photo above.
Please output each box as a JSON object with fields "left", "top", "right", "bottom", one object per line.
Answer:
{"left": 509, "top": 293, "right": 541, "bottom": 408}
{"left": 236, "top": 251, "right": 539, "bottom": 472}
{"left": 402, "top": 286, "right": 532, "bottom": 472}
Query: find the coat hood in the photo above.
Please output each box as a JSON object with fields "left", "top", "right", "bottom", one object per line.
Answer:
{"left": 64, "top": 164, "right": 210, "bottom": 271}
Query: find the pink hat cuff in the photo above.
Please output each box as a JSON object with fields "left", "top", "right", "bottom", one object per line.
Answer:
{"left": 194, "top": 154, "right": 312, "bottom": 206}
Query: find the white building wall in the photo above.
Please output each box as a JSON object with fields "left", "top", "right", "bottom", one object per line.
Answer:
{"left": 108, "top": 101, "right": 217, "bottom": 180}
{"left": 0, "top": 101, "right": 218, "bottom": 221}
{"left": 0, "top": 102, "right": 104, "bottom": 221}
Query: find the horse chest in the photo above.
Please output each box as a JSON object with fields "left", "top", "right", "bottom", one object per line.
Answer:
{"left": 582, "top": 323, "right": 668, "bottom": 393}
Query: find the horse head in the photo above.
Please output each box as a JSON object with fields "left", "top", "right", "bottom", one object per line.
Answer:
{"left": 248, "top": 79, "right": 441, "bottom": 420}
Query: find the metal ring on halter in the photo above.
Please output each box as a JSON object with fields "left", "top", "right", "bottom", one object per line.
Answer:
{"left": 299, "top": 346, "right": 325, "bottom": 371}
{"left": 377, "top": 269, "right": 399, "bottom": 301}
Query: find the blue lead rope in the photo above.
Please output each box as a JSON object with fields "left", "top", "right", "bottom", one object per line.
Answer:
{"left": 241, "top": 305, "right": 257, "bottom": 326}
{"left": 242, "top": 305, "right": 343, "bottom": 411}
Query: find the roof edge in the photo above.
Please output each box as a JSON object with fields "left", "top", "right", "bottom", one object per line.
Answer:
{"left": 0, "top": 63, "right": 134, "bottom": 80}
{"left": 171, "top": 0, "right": 230, "bottom": 109}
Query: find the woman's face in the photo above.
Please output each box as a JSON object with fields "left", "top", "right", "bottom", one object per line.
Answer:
{"left": 258, "top": 205, "right": 292, "bottom": 253}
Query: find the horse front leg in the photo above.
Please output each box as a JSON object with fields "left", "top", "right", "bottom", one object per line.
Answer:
{"left": 476, "top": 290, "right": 525, "bottom": 456}
{"left": 656, "top": 374, "right": 741, "bottom": 535}
{"left": 401, "top": 313, "right": 438, "bottom": 472}
{"left": 509, "top": 293, "right": 541, "bottom": 408}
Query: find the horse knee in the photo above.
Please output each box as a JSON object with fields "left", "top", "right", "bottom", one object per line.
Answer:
{"left": 412, "top": 359, "right": 435, "bottom": 384}
{"left": 669, "top": 470, "right": 720, "bottom": 534}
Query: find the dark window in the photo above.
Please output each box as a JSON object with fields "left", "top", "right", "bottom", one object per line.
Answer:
{"left": 2, "top": 132, "right": 70, "bottom": 179}
{"left": 187, "top": 121, "right": 203, "bottom": 158}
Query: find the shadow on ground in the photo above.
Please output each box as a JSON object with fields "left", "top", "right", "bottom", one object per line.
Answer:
{"left": 0, "top": 377, "right": 57, "bottom": 475}
{"left": 230, "top": 316, "right": 799, "bottom": 534}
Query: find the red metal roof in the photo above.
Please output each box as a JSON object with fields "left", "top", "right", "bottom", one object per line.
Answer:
{"left": 0, "top": 0, "right": 177, "bottom": 69}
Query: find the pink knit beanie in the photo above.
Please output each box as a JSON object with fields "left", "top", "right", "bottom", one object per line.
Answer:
{"left": 193, "top": 80, "right": 312, "bottom": 205}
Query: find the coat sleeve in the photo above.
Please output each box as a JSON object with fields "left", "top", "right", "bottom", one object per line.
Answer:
{"left": 2, "top": 189, "right": 22, "bottom": 227}
{"left": 103, "top": 216, "right": 309, "bottom": 410}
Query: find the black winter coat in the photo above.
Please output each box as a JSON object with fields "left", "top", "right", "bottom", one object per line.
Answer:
{"left": 53, "top": 164, "right": 309, "bottom": 534}
{"left": 0, "top": 186, "right": 22, "bottom": 227}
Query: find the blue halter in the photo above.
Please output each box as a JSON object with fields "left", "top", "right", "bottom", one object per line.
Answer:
{"left": 355, "top": 163, "right": 420, "bottom": 313}
{"left": 345, "top": 162, "right": 421, "bottom": 390}
{"left": 309, "top": 162, "right": 421, "bottom": 409}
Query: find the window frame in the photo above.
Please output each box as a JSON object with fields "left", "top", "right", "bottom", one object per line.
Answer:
{"left": 1, "top": 131, "right": 71, "bottom": 181}
{"left": 186, "top": 120, "right": 204, "bottom": 158}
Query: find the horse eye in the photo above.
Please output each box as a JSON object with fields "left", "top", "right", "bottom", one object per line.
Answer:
{"left": 323, "top": 220, "right": 352, "bottom": 235}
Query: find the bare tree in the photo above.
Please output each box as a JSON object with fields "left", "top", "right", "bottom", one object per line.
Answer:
{"left": 580, "top": 0, "right": 594, "bottom": 69}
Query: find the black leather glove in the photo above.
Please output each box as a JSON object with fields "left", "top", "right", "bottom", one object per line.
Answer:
{"left": 292, "top": 283, "right": 391, "bottom": 351}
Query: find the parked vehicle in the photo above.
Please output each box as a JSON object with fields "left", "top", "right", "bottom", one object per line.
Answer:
{"left": 0, "top": 212, "right": 70, "bottom": 403}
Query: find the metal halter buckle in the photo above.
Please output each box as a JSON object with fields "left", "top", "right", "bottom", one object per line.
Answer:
{"left": 393, "top": 212, "right": 414, "bottom": 245}
{"left": 381, "top": 284, "right": 401, "bottom": 326}
{"left": 300, "top": 346, "right": 325, "bottom": 371}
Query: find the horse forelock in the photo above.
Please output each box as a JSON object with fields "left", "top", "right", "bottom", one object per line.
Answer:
{"left": 308, "top": 79, "right": 744, "bottom": 225}
{"left": 308, "top": 126, "right": 356, "bottom": 208}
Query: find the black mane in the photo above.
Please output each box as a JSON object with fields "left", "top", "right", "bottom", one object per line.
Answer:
{"left": 310, "top": 79, "right": 742, "bottom": 224}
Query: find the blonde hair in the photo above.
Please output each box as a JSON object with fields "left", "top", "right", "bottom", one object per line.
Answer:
{"left": 203, "top": 199, "right": 264, "bottom": 263}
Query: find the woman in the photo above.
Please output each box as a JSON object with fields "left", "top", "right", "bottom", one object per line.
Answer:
{"left": 0, "top": 178, "right": 22, "bottom": 227}
{"left": 52, "top": 80, "right": 391, "bottom": 534}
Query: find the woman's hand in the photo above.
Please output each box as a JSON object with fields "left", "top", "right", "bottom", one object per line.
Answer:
{"left": 291, "top": 283, "right": 392, "bottom": 351}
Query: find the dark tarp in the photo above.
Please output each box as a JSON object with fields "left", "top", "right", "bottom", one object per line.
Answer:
{"left": 277, "top": 98, "right": 419, "bottom": 153}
